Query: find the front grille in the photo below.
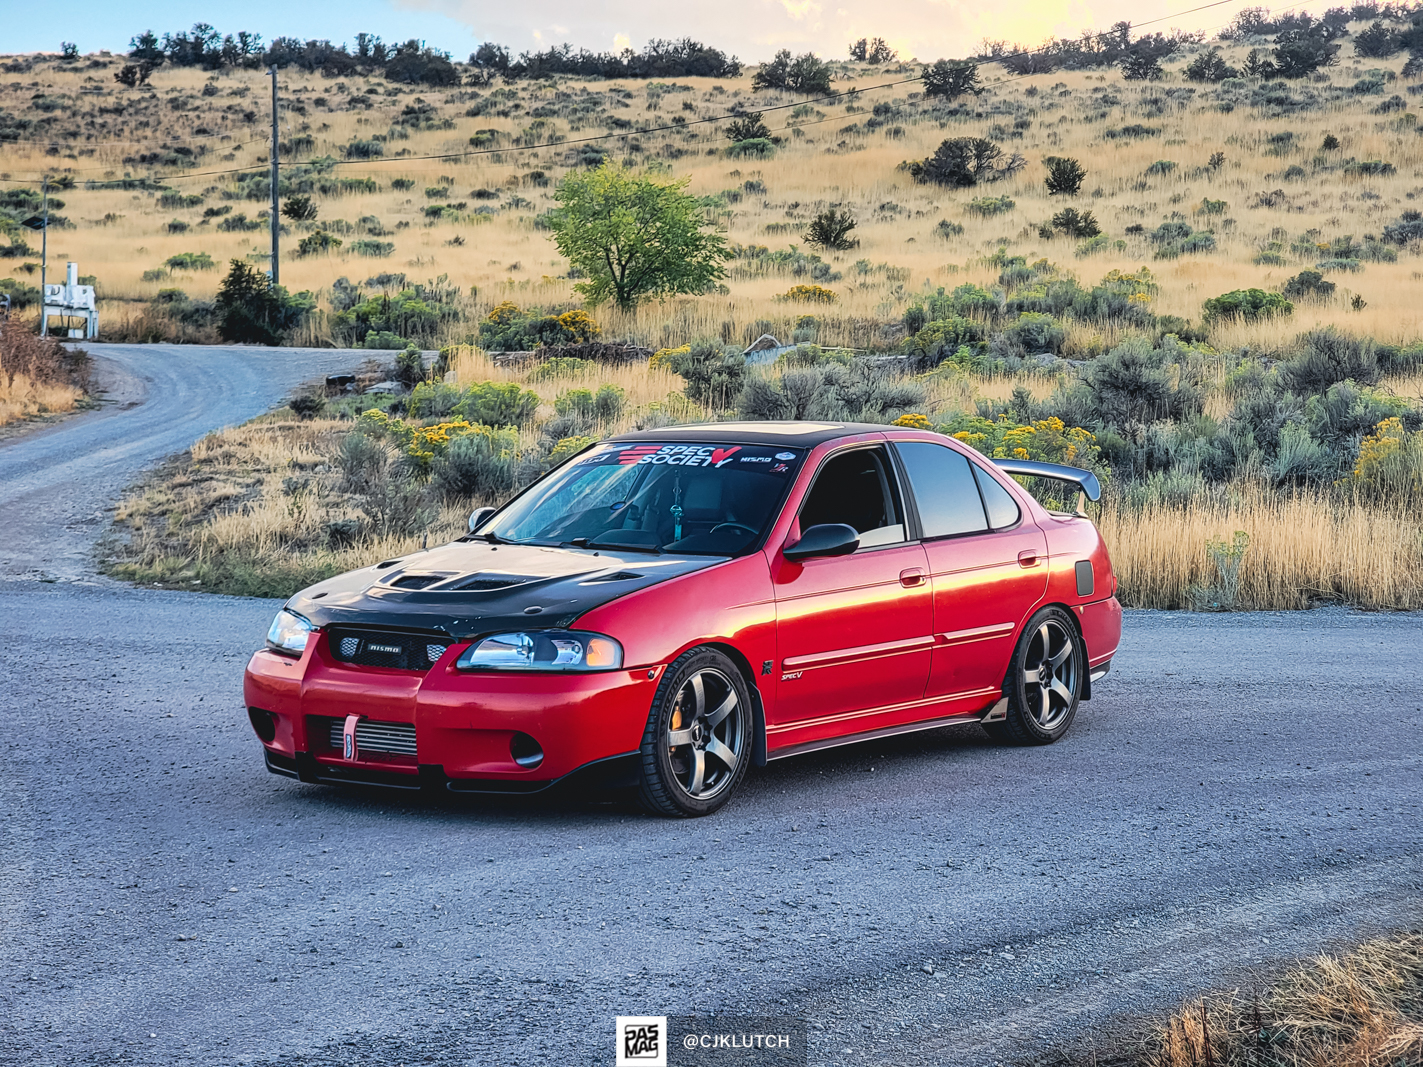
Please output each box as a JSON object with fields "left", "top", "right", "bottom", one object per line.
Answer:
{"left": 327, "top": 627, "right": 448, "bottom": 671}
{"left": 321, "top": 717, "right": 418, "bottom": 756}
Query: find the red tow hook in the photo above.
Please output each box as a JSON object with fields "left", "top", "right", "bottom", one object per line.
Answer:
{"left": 342, "top": 714, "right": 363, "bottom": 761}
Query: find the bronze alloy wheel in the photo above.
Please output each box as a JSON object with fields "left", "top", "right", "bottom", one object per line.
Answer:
{"left": 638, "top": 647, "right": 752, "bottom": 817}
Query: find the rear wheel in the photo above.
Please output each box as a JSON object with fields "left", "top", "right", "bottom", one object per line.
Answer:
{"left": 991, "top": 607, "right": 1084, "bottom": 745}
{"left": 637, "top": 647, "right": 751, "bottom": 817}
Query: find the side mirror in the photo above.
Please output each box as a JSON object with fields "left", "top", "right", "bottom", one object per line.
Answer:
{"left": 783, "top": 523, "right": 860, "bottom": 562}
{"left": 467, "top": 506, "right": 496, "bottom": 534}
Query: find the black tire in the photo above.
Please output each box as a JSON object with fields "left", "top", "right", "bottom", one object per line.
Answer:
{"left": 992, "top": 606, "right": 1084, "bottom": 746}
{"left": 637, "top": 647, "right": 752, "bottom": 817}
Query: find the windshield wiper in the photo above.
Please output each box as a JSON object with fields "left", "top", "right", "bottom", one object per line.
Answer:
{"left": 563, "top": 537, "right": 663, "bottom": 555}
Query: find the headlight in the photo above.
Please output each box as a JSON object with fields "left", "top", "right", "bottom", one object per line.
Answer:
{"left": 266, "top": 609, "right": 313, "bottom": 656}
{"left": 455, "top": 631, "right": 623, "bottom": 672}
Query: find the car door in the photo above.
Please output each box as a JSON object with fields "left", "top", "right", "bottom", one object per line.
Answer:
{"left": 771, "top": 445, "right": 933, "bottom": 730}
{"left": 893, "top": 440, "right": 1048, "bottom": 702}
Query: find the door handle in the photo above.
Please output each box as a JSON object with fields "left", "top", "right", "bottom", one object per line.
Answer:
{"left": 1018, "top": 550, "right": 1039, "bottom": 568}
{"left": 899, "top": 568, "right": 926, "bottom": 587}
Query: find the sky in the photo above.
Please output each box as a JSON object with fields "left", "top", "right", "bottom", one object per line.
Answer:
{"left": 3, "top": 0, "right": 1335, "bottom": 63}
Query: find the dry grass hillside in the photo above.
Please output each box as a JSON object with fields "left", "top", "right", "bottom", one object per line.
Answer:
{"left": 11, "top": 28, "right": 1423, "bottom": 608}
{"left": 1, "top": 37, "right": 1419, "bottom": 347}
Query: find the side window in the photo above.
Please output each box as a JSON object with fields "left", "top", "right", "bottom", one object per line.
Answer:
{"left": 973, "top": 464, "right": 1022, "bottom": 530}
{"left": 799, "top": 447, "right": 905, "bottom": 548}
{"left": 895, "top": 442, "right": 989, "bottom": 538}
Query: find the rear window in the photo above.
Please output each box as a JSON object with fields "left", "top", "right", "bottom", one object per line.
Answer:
{"left": 487, "top": 442, "right": 806, "bottom": 555}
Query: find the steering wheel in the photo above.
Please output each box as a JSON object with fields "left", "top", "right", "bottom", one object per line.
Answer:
{"left": 710, "top": 522, "right": 758, "bottom": 536}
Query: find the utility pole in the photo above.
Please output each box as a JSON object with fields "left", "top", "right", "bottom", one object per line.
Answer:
{"left": 39, "top": 177, "right": 49, "bottom": 337}
{"left": 268, "top": 66, "right": 279, "bottom": 287}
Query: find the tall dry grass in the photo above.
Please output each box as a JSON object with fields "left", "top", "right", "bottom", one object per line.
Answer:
{"left": 1114, "top": 934, "right": 1423, "bottom": 1067}
{"left": 0, "top": 372, "right": 83, "bottom": 427}
{"left": 1098, "top": 485, "right": 1423, "bottom": 611}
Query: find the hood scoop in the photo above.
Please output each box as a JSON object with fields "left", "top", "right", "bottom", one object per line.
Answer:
{"left": 447, "top": 572, "right": 543, "bottom": 592}
{"left": 388, "top": 574, "right": 446, "bottom": 590}
{"left": 582, "top": 571, "right": 644, "bottom": 584}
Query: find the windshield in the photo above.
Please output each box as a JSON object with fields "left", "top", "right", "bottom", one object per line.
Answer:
{"left": 485, "top": 442, "right": 806, "bottom": 555}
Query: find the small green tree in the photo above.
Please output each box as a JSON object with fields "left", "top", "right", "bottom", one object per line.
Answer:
{"left": 920, "top": 60, "right": 981, "bottom": 100}
{"left": 281, "top": 195, "right": 318, "bottom": 222}
{"left": 804, "top": 208, "right": 858, "bottom": 250}
{"left": 215, "top": 259, "right": 312, "bottom": 345}
{"left": 1044, "top": 156, "right": 1086, "bottom": 195}
{"left": 1121, "top": 52, "right": 1163, "bottom": 80}
{"left": 726, "top": 112, "right": 771, "bottom": 142}
{"left": 912, "top": 137, "right": 1016, "bottom": 187}
{"left": 547, "top": 163, "right": 729, "bottom": 310}
{"left": 1183, "top": 48, "right": 1239, "bottom": 82}
{"left": 753, "top": 50, "right": 833, "bottom": 94}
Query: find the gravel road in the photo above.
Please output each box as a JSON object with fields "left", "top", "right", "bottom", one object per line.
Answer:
{"left": 1, "top": 345, "right": 1421, "bottom": 1067}
{"left": 0, "top": 343, "right": 368, "bottom": 580}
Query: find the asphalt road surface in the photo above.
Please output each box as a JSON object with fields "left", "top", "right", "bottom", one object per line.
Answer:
{"left": 2, "top": 345, "right": 1421, "bottom": 1067}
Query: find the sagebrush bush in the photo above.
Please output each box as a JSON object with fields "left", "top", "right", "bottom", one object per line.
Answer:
{"left": 430, "top": 427, "right": 518, "bottom": 501}
{"left": 1279, "top": 329, "right": 1379, "bottom": 394}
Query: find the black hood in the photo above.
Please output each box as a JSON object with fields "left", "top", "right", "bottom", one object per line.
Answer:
{"left": 285, "top": 540, "right": 724, "bottom": 640}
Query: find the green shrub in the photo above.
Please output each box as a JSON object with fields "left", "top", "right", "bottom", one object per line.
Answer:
{"left": 1281, "top": 270, "right": 1336, "bottom": 300}
{"left": 349, "top": 239, "right": 395, "bottom": 257}
{"left": 164, "top": 251, "right": 215, "bottom": 271}
{"left": 966, "top": 195, "right": 1015, "bottom": 216}
{"left": 1279, "top": 329, "right": 1379, "bottom": 394}
{"left": 669, "top": 340, "right": 747, "bottom": 408}
{"left": 296, "top": 230, "right": 342, "bottom": 256}
{"left": 344, "top": 139, "right": 385, "bottom": 159}
{"left": 1202, "top": 289, "right": 1293, "bottom": 322}
{"left": 1145, "top": 160, "right": 1178, "bottom": 176}
{"left": 456, "top": 381, "right": 541, "bottom": 426}
{"left": 726, "top": 138, "right": 775, "bottom": 159}
{"left": 554, "top": 384, "right": 626, "bottom": 422}
{"left": 1004, "top": 312, "right": 1066, "bottom": 354}
{"left": 430, "top": 427, "right": 519, "bottom": 501}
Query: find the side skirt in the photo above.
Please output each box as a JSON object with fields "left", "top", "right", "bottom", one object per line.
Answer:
{"left": 767, "top": 700, "right": 1004, "bottom": 762}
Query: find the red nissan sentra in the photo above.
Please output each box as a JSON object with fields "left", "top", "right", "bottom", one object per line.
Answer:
{"left": 245, "top": 422, "right": 1122, "bottom": 816}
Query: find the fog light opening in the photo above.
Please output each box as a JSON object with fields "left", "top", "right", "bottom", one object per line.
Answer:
{"left": 248, "top": 707, "right": 277, "bottom": 744}
{"left": 510, "top": 732, "right": 544, "bottom": 769}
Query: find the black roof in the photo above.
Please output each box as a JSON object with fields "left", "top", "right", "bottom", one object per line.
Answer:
{"left": 608, "top": 421, "right": 893, "bottom": 448}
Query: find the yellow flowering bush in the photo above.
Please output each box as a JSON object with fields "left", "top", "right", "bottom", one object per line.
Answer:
{"left": 782, "top": 284, "right": 837, "bottom": 304}
{"left": 1349, "top": 417, "right": 1423, "bottom": 500}
{"left": 943, "top": 414, "right": 1102, "bottom": 468}
{"left": 650, "top": 344, "right": 691, "bottom": 372}
{"left": 892, "top": 413, "right": 933, "bottom": 429}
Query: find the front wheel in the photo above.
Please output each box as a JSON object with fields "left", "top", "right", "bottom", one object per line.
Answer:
{"left": 990, "top": 607, "right": 1084, "bottom": 745}
{"left": 637, "top": 647, "right": 752, "bottom": 817}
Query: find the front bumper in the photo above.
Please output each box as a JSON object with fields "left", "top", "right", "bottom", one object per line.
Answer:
{"left": 243, "top": 635, "right": 660, "bottom": 792}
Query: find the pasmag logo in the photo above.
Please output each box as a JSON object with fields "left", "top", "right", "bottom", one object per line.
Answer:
{"left": 616, "top": 1015, "right": 668, "bottom": 1067}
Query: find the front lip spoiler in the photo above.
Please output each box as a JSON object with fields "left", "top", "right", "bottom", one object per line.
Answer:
{"left": 263, "top": 748, "right": 639, "bottom": 796}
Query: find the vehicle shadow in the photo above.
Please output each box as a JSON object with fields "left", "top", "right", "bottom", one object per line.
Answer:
{"left": 273, "top": 720, "right": 1010, "bottom": 824}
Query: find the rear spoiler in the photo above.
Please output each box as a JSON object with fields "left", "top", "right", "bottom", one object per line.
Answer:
{"left": 992, "top": 459, "right": 1101, "bottom": 516}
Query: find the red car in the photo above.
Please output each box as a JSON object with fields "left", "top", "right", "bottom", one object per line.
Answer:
{"left": 245, "top": 422, "right": 1121, "bottom": 816}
